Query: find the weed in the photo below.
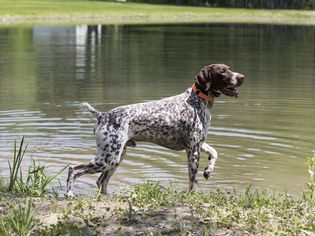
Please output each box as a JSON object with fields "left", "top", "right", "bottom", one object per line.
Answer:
{"left": 0, "top": 198, "right": 39, "bottom": 236}
{"left": 117, "top": 197, "right": 139, "bottom": 224}
{"left": 0, "top": 174, "right": 6, "bottom": 193}
{"left": 37, "top": 222, "right": 83, "bottom": 236}
{"left": 8, "top": 136, "right": 27, "bottom": 192}
{"left": 73, "top": 198, "right": 103, "bottom": 227}
{"left": 6, "top": 137, "right": 66, "bottom": 197}
{"left": 303, "top": 154, "right": 315, "bottom": 204}
{"left": 121, "top": 182, "right": 173, "bottom": 211}
{"left": 1, "top": 147, "right": 315, "bottom": 235}
{"left": 14, "top": 159, "right": 67, "bottom": 197}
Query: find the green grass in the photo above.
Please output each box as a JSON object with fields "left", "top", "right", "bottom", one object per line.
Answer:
{"left": 0, "top": 0, "right": 315, "bottom": 25}
{"left": 117, "top": 182, "right": 315, "bottom": 234}
{"left": 1, "top": 180, "right": 314, "bottom": 235}
{"left": 1, "top": 137, "right": 65, "bottom": 197}
{"left": 0, "top": 140, "right": 314, "bottom": 234}
{"left": 0, "top": 198, "right": 39, "bottom": 236}
{"left": 8, "top": 137, "right": 27, "bottom": 192}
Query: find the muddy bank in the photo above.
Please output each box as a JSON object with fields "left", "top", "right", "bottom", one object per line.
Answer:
{"left": 1, "top": 182, "right": 314, "bottom": 235}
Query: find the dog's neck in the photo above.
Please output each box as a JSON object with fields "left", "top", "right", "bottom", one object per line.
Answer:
{"left": 187, "top": 88, "right": 214, "bottom": 110}
{"left": 191, "top": 83, "right": 216, "bottom": 102}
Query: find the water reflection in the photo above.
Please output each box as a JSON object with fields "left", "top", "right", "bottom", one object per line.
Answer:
{"left": 0, "top": 24, "right": 314, "bottom": 195}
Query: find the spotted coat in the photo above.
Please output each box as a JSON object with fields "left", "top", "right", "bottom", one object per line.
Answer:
{"left": 66, "top": 64, "right": 245, "bottom": 197}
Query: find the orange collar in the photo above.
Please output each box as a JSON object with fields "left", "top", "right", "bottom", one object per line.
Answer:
{"left": 192, "top": 83, "right": 215, "bottom": 101}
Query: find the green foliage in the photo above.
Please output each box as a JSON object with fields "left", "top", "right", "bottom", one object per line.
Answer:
{"left": 117, "top": 182, "right": 174, "bottom": 223}
{"left": 303, "top": 154, "right": 315, "bottom": 204}
{"left": 8, "top": 137, "right": 27, "bottom": 192}
{"left": 39, "top": 197, "right": 109, "bottom": 235}
{"left": 117, "top": 178, "right": 315, "bottom": 235}
{"left": 37, "top": 199, "right": 103, "bottom": 236}
{"left": 6, "top": 137, "right": 66, "bottom": 197}
{"left": 14, "top": 159, "right": 67, "bottom": 197}
{"left": 37, "top": 222, "right": 83, "bottom": 236}
{"left": 121, "top": 182, "right": 173, "bottom": 210}
{"left": 0, "top": 0, "right": 315, "bottom": 26}
{"left": 1, "top": 146, "right": 315, "bottom": 234}
{"left": 73, "top": 199, "right": 103, "bottom": 227}
{"left": 0, "top": 175, "right": 6, "bottom": 193}
{"left": 0, "top": 198, "right": 39, "bottom": 236}
{"left": 128, "top": 0, "right": 315, "bottom": 9}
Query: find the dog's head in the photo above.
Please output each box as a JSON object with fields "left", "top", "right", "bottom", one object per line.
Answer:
{"left": 195, "top": 64, "right": 245, "bottom": 98}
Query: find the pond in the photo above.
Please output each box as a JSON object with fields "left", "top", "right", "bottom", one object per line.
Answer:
{"left": 0, "top": 23, "right": 314, "bottom": 195}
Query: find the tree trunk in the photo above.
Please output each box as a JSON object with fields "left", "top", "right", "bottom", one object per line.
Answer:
{"left": 244, "top": 0, "right": 249, "bottom": 8}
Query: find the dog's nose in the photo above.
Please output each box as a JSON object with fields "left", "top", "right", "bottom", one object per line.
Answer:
{"left": 238, "top": 74, "right": 245, "bottom": 82}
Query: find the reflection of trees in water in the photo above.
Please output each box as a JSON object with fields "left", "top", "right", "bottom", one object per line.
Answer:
{"left": 0, "top": 27, "right": 37, "bottom": 108}
{"left": 0, "top": 24, "right": 314, "bottom": 108}
{"left": 75, "top": 25, "right": 102, "bottom": 79}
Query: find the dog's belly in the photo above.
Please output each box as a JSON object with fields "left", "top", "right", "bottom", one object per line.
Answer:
{"left": 126, "top": 109, "right": 208, "bottom": 151}
{"left": 132, "top": 127, "right": 189, "bottom": 151}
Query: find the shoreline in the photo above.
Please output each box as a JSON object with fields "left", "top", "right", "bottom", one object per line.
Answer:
{"left": 0, "top": 140, "right": 314, "bottom": 235}
{"left": 1, "top": 1, "right": 315, "bottom": 26}
{"left": 1, "top": 182, "right": 314, "bottom": 235}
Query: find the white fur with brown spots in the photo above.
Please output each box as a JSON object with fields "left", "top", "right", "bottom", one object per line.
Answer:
{"left": 66, "top": 64, "right": 245, "bottom": 197}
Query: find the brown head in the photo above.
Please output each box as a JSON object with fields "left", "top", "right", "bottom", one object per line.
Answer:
{"left": 194, "top": 64, "right": 245, "bottom": 98}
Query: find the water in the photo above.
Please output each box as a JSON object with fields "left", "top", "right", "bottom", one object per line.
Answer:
{"left": 0, "top": 24, "right": 314, "bottom": 195}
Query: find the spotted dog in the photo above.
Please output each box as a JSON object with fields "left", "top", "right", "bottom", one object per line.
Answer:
{"left": 66, "top": 64, "right": 245, "bottom": 197}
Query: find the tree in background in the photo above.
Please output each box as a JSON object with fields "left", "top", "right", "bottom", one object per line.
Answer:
{"left": 126, "top": 0, "right": 315, "bottom": 9}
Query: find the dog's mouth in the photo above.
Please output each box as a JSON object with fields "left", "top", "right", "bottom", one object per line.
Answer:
{"left": 220, "top": 86, "right": 239, "bottom": 98}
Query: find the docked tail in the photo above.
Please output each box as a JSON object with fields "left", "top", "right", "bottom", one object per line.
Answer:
{"left": 81, "top": 102, "right": 102, "bottom": 119}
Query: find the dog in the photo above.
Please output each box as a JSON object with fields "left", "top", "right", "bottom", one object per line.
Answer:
{"left": 66, "top": 64, "right": 245, "bottom": 197}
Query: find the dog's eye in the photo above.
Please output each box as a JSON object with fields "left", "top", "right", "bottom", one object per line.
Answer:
{"left": 220, "top": 70, "right": 225, "bottom": 74}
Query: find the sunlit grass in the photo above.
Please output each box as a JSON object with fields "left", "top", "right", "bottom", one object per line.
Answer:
{"left": 0, "top": 138, "right": 314, "bottom": 234}
{"left": 0, "top": 0, "right": 315, "bottom": 25}
{"left": 1, "top": 137, "right": 66, "bottom": 197}
{"left": 8, "top": 137, "right": 27, "bottom": 192}
{"left": 0, "top": 198, "right": 39, "bottom": 236}
{"left": 117, "top": 179, "right": 315, "bottom": 234}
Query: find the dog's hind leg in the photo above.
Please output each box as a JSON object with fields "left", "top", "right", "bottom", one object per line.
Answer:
{"left": 66, "top": 161, "right": 105, "bottom": 197}
{"left": 96, "top": 146, "right": 127, "bottom": 195}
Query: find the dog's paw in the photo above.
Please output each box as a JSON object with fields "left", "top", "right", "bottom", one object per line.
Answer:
{"left": 65, "top": 191, "right": 75, "bottom": 198}
{"left": 203, "top": 167, "right": 213, "bottom": 180}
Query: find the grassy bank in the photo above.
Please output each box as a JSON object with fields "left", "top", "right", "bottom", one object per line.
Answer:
{"left": 1, "top": 182, "right": 315, "bottom": 235}
{"left": 0, "top": 0, "right": 315, "bottom": 25}
{"left": 0, "top": 138, "right": 315, "bottom": 235}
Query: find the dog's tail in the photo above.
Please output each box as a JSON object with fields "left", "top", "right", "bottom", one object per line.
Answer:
{"left": 81, "top": 102, "right": 102, "bottom": 120}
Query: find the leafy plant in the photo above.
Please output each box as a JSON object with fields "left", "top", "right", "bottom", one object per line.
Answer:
{"left": 303, "top": 154, "right": 315, "bottom": 204}
{"left": 72, "top": 198, "right": 103, "bottom": 227}
{"left": 117, "top": 182, "right": 174, "bottom": 223}
{"left": 0, "top": 198, "right": 39, "bottom": 236}
{"left": 0, "top": 174, "right": 6, "bottom": 193}
{"left": 14, "top": 159, "right": 67, "bottom": 197}
{"left": 37, "top": 221, "right": 83, "bottom": 236}
{"left": 6, "top": 136, "right": 66, "bottom": 197}
{"left": 8, "top": 136, "right": 27, "bottom": 192}
{"left": 121, "top": 182, "right": 172, "bottom": 210}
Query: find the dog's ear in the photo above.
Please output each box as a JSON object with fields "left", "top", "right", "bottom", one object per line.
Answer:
{"left": 195, "top": 65, "right": 213, "bottom": 91}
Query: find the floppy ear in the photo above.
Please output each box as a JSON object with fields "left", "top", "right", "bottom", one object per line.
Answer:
{"left": 195, "top": 65, "right": 213, "bottom": 91}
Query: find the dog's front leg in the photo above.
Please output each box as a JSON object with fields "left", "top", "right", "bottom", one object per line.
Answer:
{"left": 186, "top": 145, "right": 201, "bottom": 191}
{"left": 201, "top": 142, "right": 218, "bottom": 180}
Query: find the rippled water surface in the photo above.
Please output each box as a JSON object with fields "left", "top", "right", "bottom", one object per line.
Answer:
{"left": 0, "top": 24, "right": 314, "bottom": 195}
